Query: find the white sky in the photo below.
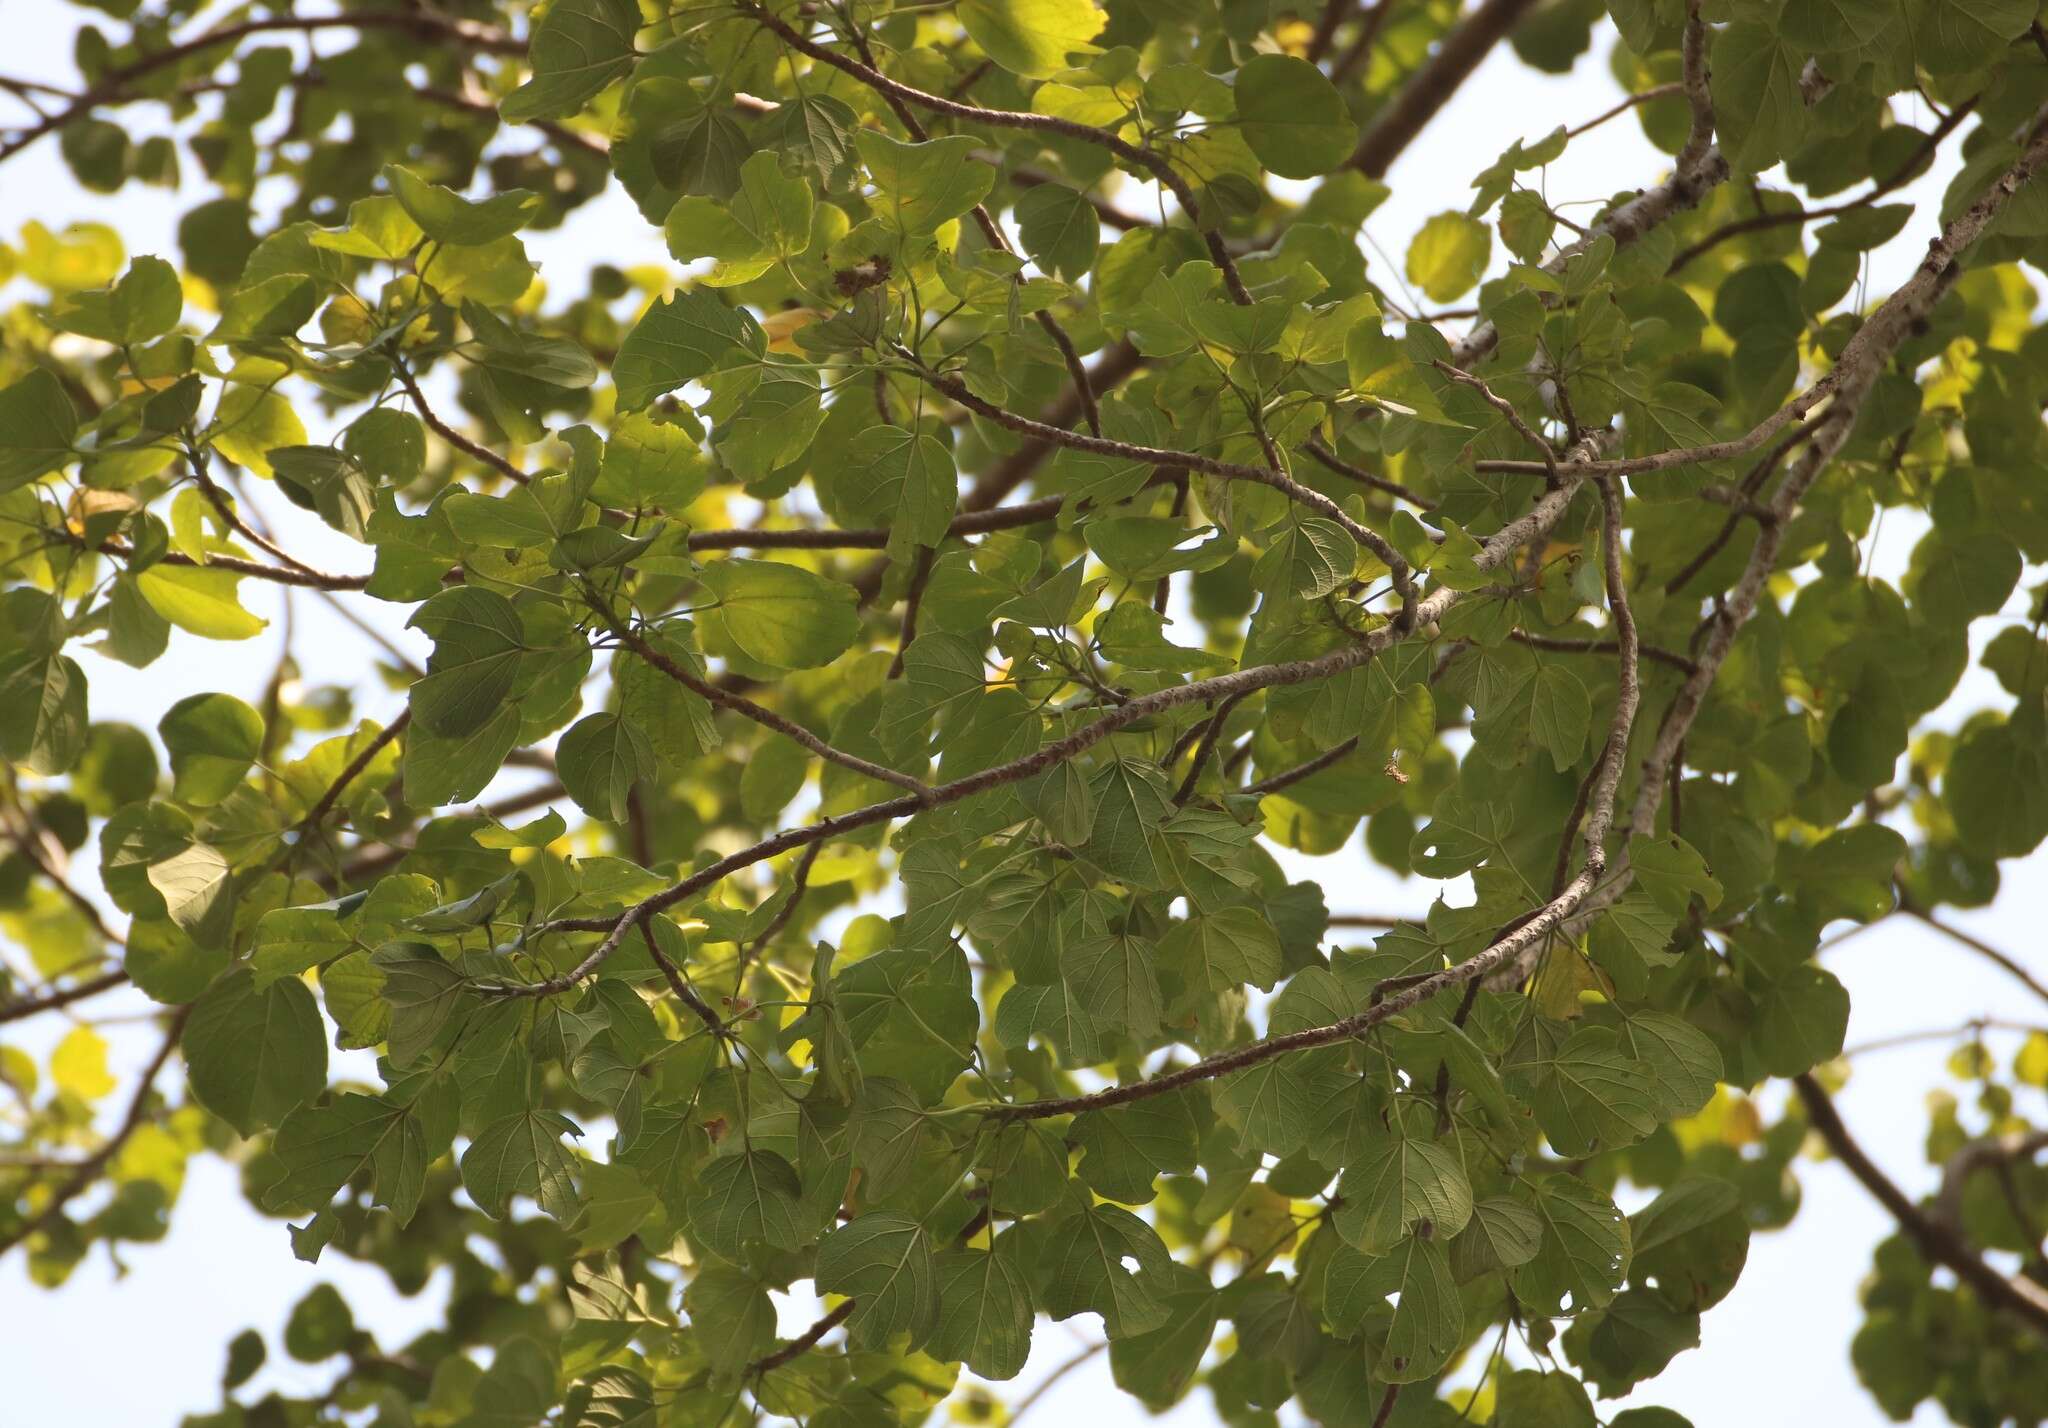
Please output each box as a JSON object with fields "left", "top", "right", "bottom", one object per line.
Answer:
{"left": 1, "top": 5, "right": 2042, "bottom": 1426}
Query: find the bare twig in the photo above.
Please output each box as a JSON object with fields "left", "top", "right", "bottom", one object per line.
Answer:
{"left": 747, "top": 1299, "right": 856, "bottom": 1376}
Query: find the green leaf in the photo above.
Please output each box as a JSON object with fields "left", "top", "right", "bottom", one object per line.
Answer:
{"left": 50, "top": 254, "right": 182, "bottom": 343}
{"left": 1534, "top": 1026, "right": 1661, "bottom": 1158}
{"left": 682, "top": 1265, "right": 776, "bottom": 1373}
{"left": 1160, "top": 905, "right": 1285, "bottom": 1003}
{"left": 51, "top": 1026, "right": 114, "bottom": 1100}
{"left": 99, "top": 802, "right": 234, "bottom": 946}
{"left": 1406, "top": 211, "right": 1493, "bottom": 302}
{"left": 664, "top": 151, "right": 814, "bottom": 286}
{"left": 1253, "top": 515, "right": 1357, "bottom": 600}
{"left": 1033, "top": 1200, "right": 1174, "bottom": 1338}
{"left": 1016, "top": 183, "right": 1100, "bottom": 281}
{"left": 1914, "top": 0, "right": 2035, "bottom": 73}
{"left": 404, "top": 705, "right": 522, "bottom": 807}
{"left": 384, "top": 165, "right": 541, "bottom": 246}
{"left": 1620, "top": 1012, "right": 1722, "bottom": 1122}
{"left": 995, "top": 978, "right": 1104, "bottom": 1065}
{"left": 501, "top": 0, "right": 641, "bottom": 121}
{"left": 159, "top": 692, "right": 263, "bottom": 806}
{"left": 460, "top": 1108, "right": 583, "bottom": 1219}
{"left": 1948, "top": 721, "right": 2048, "bottom": 859}
{"left": 135, "top": 567, "right": 266, "bottom": 641}
{"left": 613, "top": 288, "right": 765, "bottom": 410}
{"left": 931, "top": 1235, "right": 1036, "bottom": 1380}
{"left": 1512, "top": 1174, "right": 1632, "bottom": 1316}
{"left": 689, "top": 1150, "right": 803, "bottom": 1261}
{"left": 1529, "top": 663, "right": 1591, "bottom": 772}
{"left": 0, "top": 651, "right": 87, "bottom": 775}
{"left": 1710, "top": 24, "right": 1805, "bottom": 172}
{"left": 1451, "top": 1196, "right": 1546, "bottom": 1279}
{"left": 1323, "top": 1235, "right": 1463, "bottom": 1381}
{"left": 1334, "top": 1133, "right": 1474, "bottom": 1252}
{"left": 1071, "top": 1090, "right": 1200, "bottom": 1205}
{"left": 1235, "top": 55, "right": 1354, "bottom": 180}
{"left": 855, "top": 132, "right": 997, "bottom": 235}
{"left": 558, "top": 712, "right": 656, "bottom": 823}
{"left": 834, "top": 425, "right": 958, "bottom": 558}
{"left": 1108, "top": 1262, "right": 1217, "bottom": 1406}
{"left": 264, "top": 1093, "right": 433, "bottom": 1226}
{"left": 206, "top": 274, "right": 318, "bottom": 346}
{"left": 1752, "top": 966, "right": 1850, "bottom": 1075}
{"left": 185, "top": 967, "right": 327, "bottom": 1137}
{"left": 697, "top": 559, "right": 860, "bottom": 670}
{"left": 406, "top": 587, "right": 529, "bottom": 738}
{"left": 957, "top": 0, "right": 1106, "bottom": 78}
{"left": 0, "top": 368, "right": 77, "bottom": 491}
{"left": 816, "top": 1211, "right": 940, "bottom": 1350}
{"left": 371, "top": 944, "right": 472, "bottom": 1068}
{"left": 1627, "top": 834, "right": 1722, "bottom": 916}
{"left": 1909, "top": 527, "right": 2020, "bottom": 627}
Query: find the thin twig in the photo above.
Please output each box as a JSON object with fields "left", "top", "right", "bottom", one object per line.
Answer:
{"left": 747, "top": 1300, "right": 856, "bottom": 1376}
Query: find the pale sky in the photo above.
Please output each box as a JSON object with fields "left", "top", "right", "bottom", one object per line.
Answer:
{"left": 1, "top": 5, "right": 2042, "bottom": 1425}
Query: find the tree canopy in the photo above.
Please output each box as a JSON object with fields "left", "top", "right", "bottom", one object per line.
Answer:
{"left": 6, "top": 0, "right": 2048, "bottom": 1423}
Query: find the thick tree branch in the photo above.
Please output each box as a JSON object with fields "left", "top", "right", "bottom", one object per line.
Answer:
{"left": 1451, "top": 149, "right": 1730, "bottom": 369}
{"left": 1347, "top": 0, "right": 1544, "bottom": 177}
{"left": 1630, "top": 114, "right": 2048, "bottom": 848}
{"left": 1542, "top": 113, "right": 2048, "bottom": 956}
{"left": 1674, "top": 4, "right": 1717, "bottom": 178}
{"left": 1793, "top": 1074, "right": 2048, "bottom": 1340}
{"left": 988, "top": 855, "right": 1602, "bottom": 1120}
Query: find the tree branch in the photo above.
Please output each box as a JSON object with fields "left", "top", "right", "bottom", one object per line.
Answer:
{"left": 1899, "top": 902, "right": 2048, "bottom": 1009}
{"left": 1793, "top": 1074, "right": 2048, "bottom": 1340}
{"left": 301, "top": 710, "right": 410, "bottom": 830}
{"left": 0, "top": 10, "right": 522, "bottom": 164}
{"left": 906, "top": 357, "right": 1418, "bottom": 623}
{"left": 496, "top": 458, "right": 1596, "bottom": 997}
{"left": 1451, "top": 149, "right": 1730, "bottom": 369}
{"left": 0, "top": 1009, "right": 188, "bottom": 1258}
{"left": 747, "top": 1299, "right": 855, "bottom": 1376}
{"left": 1667, "top": 97, "right": 1979, "bottom": 275}
{"left": 1347, "top": 0, "right": 1544, "bottom": 178}
{"left": 1508, "top": 630, "right": 1698, "bottom": 676}
{"left": 391, "top": 358, "right": 533, "bottom": 487}
{"left": 1301, "top": 438, "right": 1438, "bottom": 510}
{"left": 613, "top": 626, "right": 934, "bottom": 801}
{"left": 0, "top": 970, "right": 130, "bottom": 1027}
{"left": 741, "top": 2, "right": 1254, "bottom": 304}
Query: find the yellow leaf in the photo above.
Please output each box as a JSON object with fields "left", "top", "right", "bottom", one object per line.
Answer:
{"left": 136, "top": 565, "right": 268, "bottom": 640}
{"left": 52, "top": 1026, "right": 116, "bottom": 1101}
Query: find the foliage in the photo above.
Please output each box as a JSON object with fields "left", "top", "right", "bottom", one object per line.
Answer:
{"left": 4, "top": 0, "right": 2048, "bottom": 1424}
